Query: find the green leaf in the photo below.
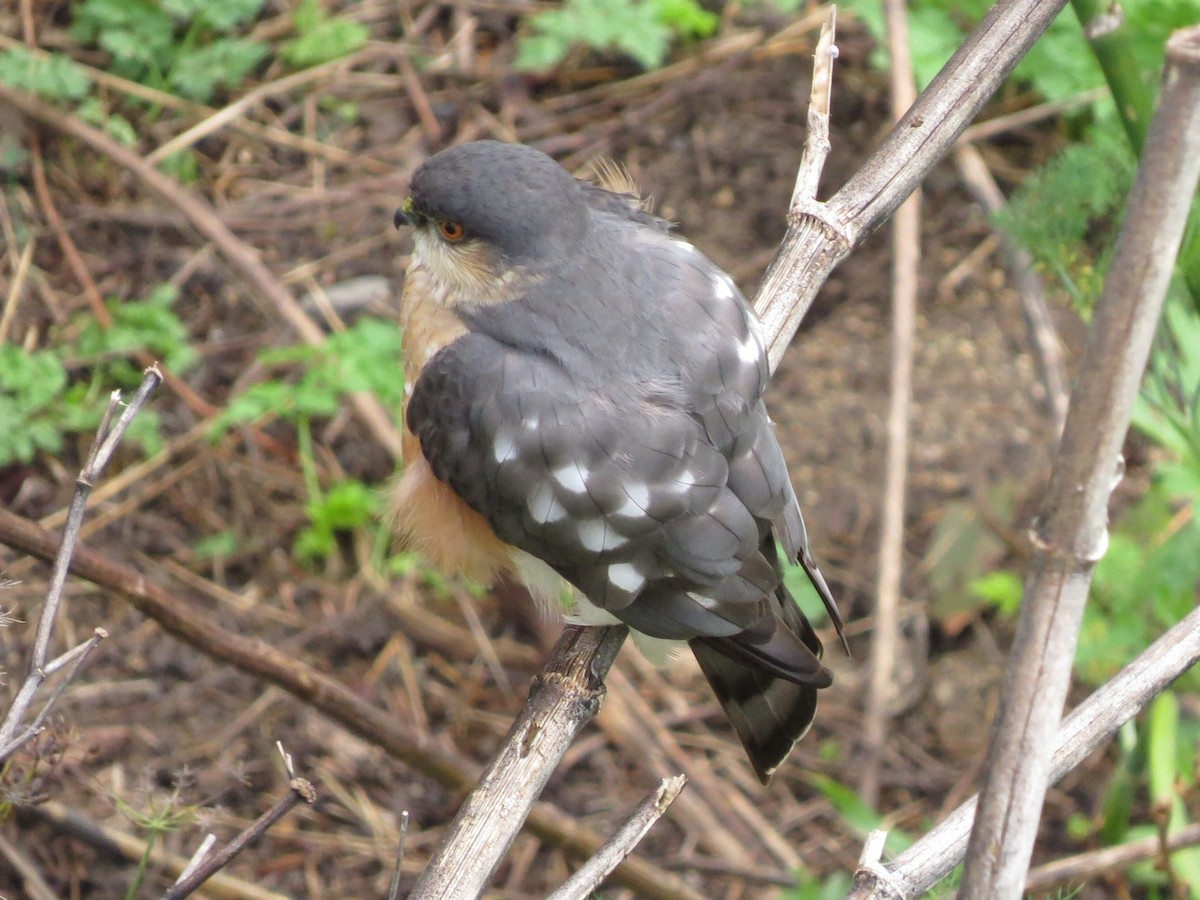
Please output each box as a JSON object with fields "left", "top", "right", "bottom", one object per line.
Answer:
{"left": 516, "top": 0, "right": 680, "bottom": 71}
{"left": 169, "top": 38, "right": 268, "bottom": 102}
{"left": 969, "top": 570, "right": 1024, "bottom": 618}
{"left": 805, "top": 773, "right": 915, "bottom": 855}
{"left": 164, "top": 0, "right": 265, "bottom": 31}
{"left": 0, "top": 47, "right": 92, "bottom": 101}
{"left": 282, "top": 0, "right": 369, "bottom": 68}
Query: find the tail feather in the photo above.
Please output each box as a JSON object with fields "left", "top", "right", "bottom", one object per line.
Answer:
{"left": 691, "top": 564, "right": 835, "bottom": 784}
{"left": 691, "top": 641, "right": 819, "bottom": 785}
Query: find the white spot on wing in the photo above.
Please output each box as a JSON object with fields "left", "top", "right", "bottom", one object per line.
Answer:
{"left": 528, "top": 480, "right": 567, "bottom": 524}
{"left": 607, "top": 562, "right": 645, "bottom": 593}
{"left": 578, "top": 518, "right": 627, "bottom": 553}
{"left": 614, "top": 483, "right": 652, "bottom": 518}
{"left": 553, "top": 462, "right": 589, "bottom": 495}
{"left": 493, "top": 432, "right": 516, "bottom": 464}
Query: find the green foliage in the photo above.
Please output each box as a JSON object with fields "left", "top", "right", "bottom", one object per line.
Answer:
{"left": 994, "top": 126, "right": 1136, "bottom": 310}
{"left": 215, "top": 317, "right": 405, "bottom": 565}
{"left": 968, "top": 569, "right": 1023, "bottom": 618}
{"left": 215, "top": 317, "right": 405, "bottom": 433}
{"left": 803, "top": 773, "right": 915, "bottom": 855}
{"left": 69, "top": 0, "right": 268, "bottom": 102}
{"left": 74, "top": 284, "right": 198, "bottom": 386}
{"left": 112, "top": 783, "right": 199, "bottom": 900}
{"left": 516, "top": 0, "right": 718, "bottom": 71}
{"left": 0, "top": 285, "right": 193, "bottom": 467}
{"left": 282, "top": 0, "right": 370, "bottom": 68}
{"left": 0, "top": 46, "right": 91, "bottom": 101}
{"left": 296, "top": 478, "right": 380, "bottom": 565}
{"left": 0, "top": 346, "right": 75, "bottom": 466}
{"left": 1083, "top": 702, "right": 1200, "bottom": 894}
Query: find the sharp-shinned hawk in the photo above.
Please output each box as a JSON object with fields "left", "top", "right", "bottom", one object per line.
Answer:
{"left": 391, "top": 140, "right": 846, "bottom": 784}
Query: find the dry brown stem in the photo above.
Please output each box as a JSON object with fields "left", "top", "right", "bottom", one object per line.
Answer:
{"left": 859, "top": 0, "right": 921, "bottom": 808}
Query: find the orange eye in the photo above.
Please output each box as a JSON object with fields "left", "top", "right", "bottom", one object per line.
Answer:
{"left": 439, "top": 221, "right": 465, "bottom": 242}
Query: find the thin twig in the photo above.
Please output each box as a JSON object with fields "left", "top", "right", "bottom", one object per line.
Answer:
{"left": 386, "top": 810, "right": 410, "bottom": 900}
{"left": 0, "top": 628, "right": 106, "bottom": 759}
{"left": 23, "top": 801, "right": 286, "bottom": 900}
{"left": 161, "top": 744, "right": 317, "bottom": 900}
{"left": 860, "top": 0, "right": 921, "bottom": 808}
{"left": 0, "top": 368, "right": 161, "bottom": 755}
{"left": 959, "top": 26, "right": 1200, "bottom": 898}
{"left": 849, "top": 602, "right": 1200, "bottom": 897}
{"left": 1025, "top": 821, "right": 1200, "bottom": 891}
{"left": 547, "top": 775, "right": 688, "bottom": 900}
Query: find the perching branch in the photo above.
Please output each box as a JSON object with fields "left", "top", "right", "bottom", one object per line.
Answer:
{"left": 407, "top": 627, "right": 698, "bottom": 899}
{"left": 0, "top": 367, "right": 161, "bottom": 759}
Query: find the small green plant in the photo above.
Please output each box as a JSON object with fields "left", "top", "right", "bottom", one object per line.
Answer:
{"left": 0, "top": 46, "right": 91, "bottom": 101}
{"left": 0, "top": 285, "right": 193, "bottom": 467}
{"left": 215, "top": 317, "right": 406, "bottom": 566}
{"left": 282, "top": 0, "right": 370, "bottom": 68}
{"left": 516, "top": 0, "right": 719, "bottom": 71}
{"left": 69, "top": 0, "right": 270, "bottom": 103}
{"left": 112, "top": 780, "right": 200, "bottom": 899}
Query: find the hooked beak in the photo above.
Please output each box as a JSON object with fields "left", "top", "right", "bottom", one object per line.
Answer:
{"left": 394, "top": 197, "right": 421, "bottom": 229}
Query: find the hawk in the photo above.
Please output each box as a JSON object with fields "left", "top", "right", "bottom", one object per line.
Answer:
{"left": 391, "top": 140, "right": 845, "bottom": 783}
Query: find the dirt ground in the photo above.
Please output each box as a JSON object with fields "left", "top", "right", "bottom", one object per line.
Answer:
{"left": 0, "top": 5, "right": 1134, "bottom": 898}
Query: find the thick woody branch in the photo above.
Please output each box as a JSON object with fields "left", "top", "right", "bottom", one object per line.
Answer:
{"left": 407, "top": 626, "right": 660, "bottom": 898}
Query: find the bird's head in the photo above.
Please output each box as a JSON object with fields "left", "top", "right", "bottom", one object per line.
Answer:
{"left": 394, "top": 141, "right": 590, "bottom": 303}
